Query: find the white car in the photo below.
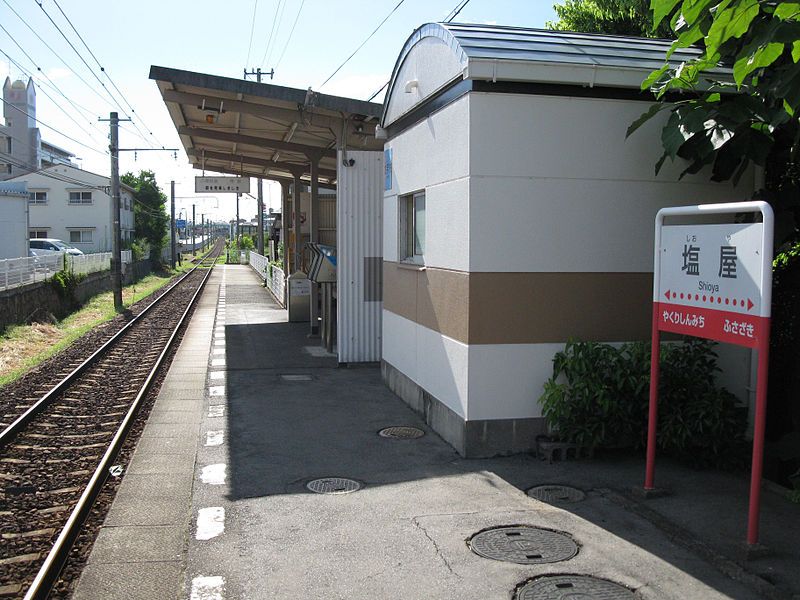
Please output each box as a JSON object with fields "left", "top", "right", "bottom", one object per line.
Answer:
{"left": 29, "top": 238, "right": 84, "bottom": 256}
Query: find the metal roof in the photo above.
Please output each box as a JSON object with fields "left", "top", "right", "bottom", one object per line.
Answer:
{"left": 383, "top": 23, "right": 729, "bottom": 127}
{"left": 149, "top": 66, "right": 384, "bottom": 186}
{"left": 0, "top": 181, "right": 27, "bottom": 196}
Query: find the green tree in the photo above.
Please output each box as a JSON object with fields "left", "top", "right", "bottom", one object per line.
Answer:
{"left": 121, "top": 170, "right": 170, "bottom": 264}
{"left": 549, "top": 0, "right": 675, "bottom": 37}
{"left": 628, "top": 0, "right": 800, "bottom": 229}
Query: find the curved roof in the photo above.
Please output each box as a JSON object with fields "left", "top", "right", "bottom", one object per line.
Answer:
{"left": 382, "top": 22, "right": 725, "bottom": 128}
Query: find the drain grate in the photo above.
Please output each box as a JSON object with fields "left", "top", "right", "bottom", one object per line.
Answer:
{"left": 516, "top": 575, "right": 635, "bottom": 599}
{"left": 527, "top": 485, "right": 586, "bottom": 503}
{"left": 469, "top": 526, "right": 578, "bottom": 564}
{"left": 306, "top": 477, "right": 362, "bottom": 495}
{"left": 378, "top": 426, "right": 425, "bottom": 439}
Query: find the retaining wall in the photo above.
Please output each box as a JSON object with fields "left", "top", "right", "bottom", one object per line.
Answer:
{"left": 0, "top": 260, "right": 153, "bottom": 331}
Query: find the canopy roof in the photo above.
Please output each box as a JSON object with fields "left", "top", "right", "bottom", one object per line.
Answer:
{"left": 149, "top": 66, "right": 384, "bottom": 186}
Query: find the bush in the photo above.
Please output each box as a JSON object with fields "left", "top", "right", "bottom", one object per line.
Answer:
{"left": 540, "top": 339, "right": 748, "bottom": 468}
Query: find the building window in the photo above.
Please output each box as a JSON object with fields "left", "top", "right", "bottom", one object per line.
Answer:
{"left": 68, "top": 191, "right": 93, "bottom": 205}
{"left": 28, "top": 191, "right": 48, "bottom": 204}
{"left": 29, "top": 230, "right": 49, "bottom": 239}
{"left": 68, "top": 229, "right": 93, "bottom": 243}
{"left": 400, "top": 191, "right": 425, "bottom": 262}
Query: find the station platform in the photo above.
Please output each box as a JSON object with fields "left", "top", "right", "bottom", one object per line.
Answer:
{"left": 72, "top": 265, "right": 799, "bottom": 600}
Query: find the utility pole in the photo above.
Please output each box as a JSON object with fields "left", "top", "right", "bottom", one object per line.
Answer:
{"left": 257, "top": 178, "right": 264, "bottom": 255}
{"left": 243, "top": 68, "right": 274, "bottom": 82}
{"left": 106, "top": 112, "right": 124, "bottom": 311}
{"left": 235, "top": 193, "right": 240, "bottom": 245}
{"left": 192, "top": 204, "right": 196, "bottom": 256}
{"left": 201, "top": 214, "right": 205, "bottom": 250}
{"left": 170, "top": 181, "right": 176, "bottom": 269}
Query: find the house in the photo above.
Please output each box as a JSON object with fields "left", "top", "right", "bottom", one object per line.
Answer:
{"left": 379, "top": 23, "right": 755, "bottom": 457}
{"left": 0, "top": 181, "right": 29, "bottom": 259}
{"left": 11, "top": 164, "right": 135, "bottom": 253}
{"left": 0, "top": 78, "right": 75, "bottom": 180}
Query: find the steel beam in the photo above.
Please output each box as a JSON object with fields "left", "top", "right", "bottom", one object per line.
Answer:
{"left": 178, "top": 126, "right": 337, "bottom": 159}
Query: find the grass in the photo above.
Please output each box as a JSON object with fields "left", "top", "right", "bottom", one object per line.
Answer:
{"left": 0, "top": 266, "right": 190, "bottom": 386}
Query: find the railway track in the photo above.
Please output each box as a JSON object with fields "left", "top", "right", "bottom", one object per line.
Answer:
{"left": 0, "top": 241, "right": 223, "bottom": 599}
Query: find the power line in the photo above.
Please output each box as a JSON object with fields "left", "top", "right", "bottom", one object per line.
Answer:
{"left": 244, "top": 0, "right": 260, "bottom": 69}
{"left": 319, "top": 0, "right": 406, "bottom": 89}
{"left": 367, "top": 80, "right": 389, "bottom": 102}
{"left": 264, "top": 0, "right": 288, "bottom": 68}
{"left": 0, "top": 152, "right": 113, "bottom": 192}
{"left": 50, "top": 0, "right": 165, "bottom": 148}
{"left": 273, "top": 0, "right": 305, "bottom": 71}
{"left": 444, "top": 0, "right": 472, "bottom": 22}
{"left": 259, "top": 0, "right": 286, "bottom": 69}
{"left": 1, "top": 97, "right": 108, "bottom": 156}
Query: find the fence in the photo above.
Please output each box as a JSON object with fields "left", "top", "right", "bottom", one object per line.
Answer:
{"left": 248, "top": 251, "right": 285, "bottom": 305}
{"left": 0, "top": 251, "right": 136, "bottom": 292}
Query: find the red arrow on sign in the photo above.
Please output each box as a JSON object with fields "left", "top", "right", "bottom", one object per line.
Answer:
{"left": 665, "top": 290, "right": 671, "bottom": 300}
{"left": 748, "top": 298, "right": 754, "bottom": 311}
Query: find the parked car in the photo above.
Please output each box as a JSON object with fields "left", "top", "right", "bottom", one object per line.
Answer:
{"left": 29, "top": 238, "right": 84, "bottom": 256}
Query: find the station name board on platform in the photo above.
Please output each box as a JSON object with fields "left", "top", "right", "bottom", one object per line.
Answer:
{"left": 195, "top": 176, "right": 250, "bottom": 193}
{"left": 656, "top": 222, "right": 766, "bottom": 348}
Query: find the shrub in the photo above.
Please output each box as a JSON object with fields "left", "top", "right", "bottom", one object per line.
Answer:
{"left": 540, "top": 339, "right": 748, "bottom": 468}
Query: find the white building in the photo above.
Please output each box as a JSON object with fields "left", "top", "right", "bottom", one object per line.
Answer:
{"left": 0, "top": 181, "right": 29, "bottom": 259}
{"left": 1, "top": 78, "right": 75, "bottom": 180}
{"left": 11, "top": 164, "right": 135, "bottom": 253}
{"left": 380, "top": 24, "right": 755, "bottom": 457}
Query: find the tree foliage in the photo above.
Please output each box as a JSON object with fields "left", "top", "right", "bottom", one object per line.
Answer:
{"left": 628, "top": 0, "right": 800, "bottom": 227}
{"left": 549, "top": 0, "right": 675, "bottom": 37}
{"left": 121, "top": 170, "right": 169, "bottom": 263}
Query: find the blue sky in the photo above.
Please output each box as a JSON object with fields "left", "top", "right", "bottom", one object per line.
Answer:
{"left": 1, "top": 0, "right": 557, "bottom": 221}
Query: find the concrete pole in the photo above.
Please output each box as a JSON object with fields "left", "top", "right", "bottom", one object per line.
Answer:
{"left": 257, "top": 178, "right": 265, "bottom": 255}
{"left": 280, "top": 180, "right": 289, "bottom": 277}
{"left": 291, "top": 171, "right": 302, "bottom": 273}
{"left": 236, "top": 192, "right": 240, "bottom": 246}
{"left": 109, "top": 112, "right": 123, "bottom": 311}
{"left": 170, "top": 181, "right": 176, "bottom": 269}
{"left": 201, "top": 214, "right": 205, "bottom": 250}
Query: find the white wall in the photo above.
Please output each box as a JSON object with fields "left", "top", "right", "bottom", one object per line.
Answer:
{"left": 0, "top": 192, "right": 29, "bottom": 259}
{"left": 14, "top": 165, "right": 135, "bottom": 253}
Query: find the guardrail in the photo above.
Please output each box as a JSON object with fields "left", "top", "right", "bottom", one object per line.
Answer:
{"left": 0, "top": 251, "right": 138, "bottom": 292}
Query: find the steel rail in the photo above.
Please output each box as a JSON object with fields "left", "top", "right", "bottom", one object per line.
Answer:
{"left": 0, "top": 242, "right": 219, "bottom": 449}
{"left": 22, "top": 241, "right": 221, "bottom": 600}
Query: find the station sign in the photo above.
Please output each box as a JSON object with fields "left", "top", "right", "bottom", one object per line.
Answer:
{"left": 656, "top": 222, "right": 767, "bottom": 348}
{"left": 195, "top": 176, "right": 250, "bottom": 193}
{"left": 175, "top": 219, "right": 187, "bottom": 229}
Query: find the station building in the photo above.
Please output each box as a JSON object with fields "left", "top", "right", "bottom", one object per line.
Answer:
{"left": 378, "top": 23, "right": 756, "bottom": 457}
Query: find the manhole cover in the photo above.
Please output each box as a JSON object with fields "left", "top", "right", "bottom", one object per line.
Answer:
{"left": 378, "top": 426, "right": 425, "bottom": 439}
{"left": 516, "top": 575, "right": 635, "bottom": 599}
{"left": 469, "top": 526, "right": 578, "bottom": 564}
{"left": 306, "top": 477, "right": 362, "bottom": 495}
{"left": 527, "top": 485, "right": 586, "bottom": 503}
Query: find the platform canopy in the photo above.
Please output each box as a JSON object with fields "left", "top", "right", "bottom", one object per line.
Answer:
{"left": 149, "top": 66, "right": 384, "bottom": 186}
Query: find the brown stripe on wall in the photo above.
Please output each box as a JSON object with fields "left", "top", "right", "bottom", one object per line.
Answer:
{"left": 383, "top": 262, "right": 653, "bottom": 344}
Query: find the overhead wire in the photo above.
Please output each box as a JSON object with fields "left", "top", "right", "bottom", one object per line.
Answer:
{"left": 259, "top": 0, "right": 285, "bottom": 69}
{"left": 443, "top": 0, "right": 471, "bottom": 22}
{"left": 0, "top": 151, "right": 114, "bottom": 192}
{"left": 33, "top": 0, "right": 157, "bottom": 149}
{"left": 50, "top": 0, "right": 165, "bottom": 148}
{"left": 244, "top": 0, "right": 260, "bottom": 69}
{"left": 273, "top": 0, "right": 305, "bottom": 71}
{"left": 318, "top": 0, "right": 406, "bottom": 89}
{"left": 0, "top": 42, "right": 107, "bottom": 148}
{"left": 264, "top": 0, "right": 288, "bottom": 68}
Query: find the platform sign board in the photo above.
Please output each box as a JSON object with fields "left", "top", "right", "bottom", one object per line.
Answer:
{"left": 656, "top": 222, "right": 767, "bottom": 348}
{"left": 195, "top": 176, "right": 250, "bottom": 193}
{"left": 645, "top": 201, "right": 774, "bottom": 548}
{"left": 176, "top": 219, "right": 187, "bottom": 229}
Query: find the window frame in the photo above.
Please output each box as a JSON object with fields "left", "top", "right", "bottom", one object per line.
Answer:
{"left": 67, "top": 229, "right": 94, "bottom": 244}
{"left": 399, "top": 190, "right": 426, "bottom": 264}
{"left": 29, "top": 230, "right": 49, "bottom": 239}
{"left": 28, "top": 191, "right": 48, "bottom": 205}
{"left": 68, "top": 190, "right": 93, "bottom": 205}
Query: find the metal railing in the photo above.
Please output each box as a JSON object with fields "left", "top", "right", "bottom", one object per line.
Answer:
{"left": 247, "top": 251, "right": 286, "bottom": 305}
{"left": 0, "top": 251, "right": 137, "bottom": 292}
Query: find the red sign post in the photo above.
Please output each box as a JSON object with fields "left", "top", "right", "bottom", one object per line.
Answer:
{"left": 645, "top": 202, "right": 774, "bottom": 547}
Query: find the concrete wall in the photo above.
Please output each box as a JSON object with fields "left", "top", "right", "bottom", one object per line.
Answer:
{"left": 382, "top": 89, "right": 754, "bottom": 456}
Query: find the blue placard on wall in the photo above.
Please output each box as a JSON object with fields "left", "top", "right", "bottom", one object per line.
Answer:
{"left": 384, "top": 148, "right": 392, "bottom": 191}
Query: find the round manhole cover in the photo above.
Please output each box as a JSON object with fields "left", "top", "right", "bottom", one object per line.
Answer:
{"left": 378, "top": 426, "right": 425, "bottom": 439}
{"left": 469, "top": 526, "right": 578, "bottom": 564}
{"left": 516, "top": 575, "right": 635, "bottom": 599}
{"left": 527, "top": 485, "right": 586, "bottom": 503}
{"left": 306, "top": 477, "right": 362, "bottom": 495}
